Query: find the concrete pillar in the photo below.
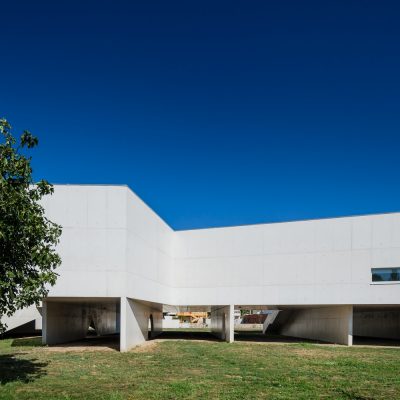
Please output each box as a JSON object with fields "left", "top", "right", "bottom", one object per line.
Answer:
{"left": 279, "top": 305, "right": 353, "bottom": 346}
{"left": 226, "top": 304, "right": 234, "bottom": 343}
{"left": 210, "top": 305, "right": 234, "bottom": 343}
{"left": 42, "top": 300, "right": 89, "bottom": 345}
{"left": 120, "top": 298, "right": 162, "bottom": 352}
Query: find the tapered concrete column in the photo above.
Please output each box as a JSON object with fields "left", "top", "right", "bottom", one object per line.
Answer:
{"left": 210, "top": 305, "right": 234, "bottom": 343}
{"left": 120, "top": 298, "right": 162, "bottom": 352}
{"left": 279, "top": 305, "right": 353, "bottom": 346}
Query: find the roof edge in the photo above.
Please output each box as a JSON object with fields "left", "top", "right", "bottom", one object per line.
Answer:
{"left": 51, "top": 184, "right": 400, "bottom": 233}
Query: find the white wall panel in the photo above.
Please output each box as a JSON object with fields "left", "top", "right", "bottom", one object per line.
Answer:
{"left": 352, "top": 216, "right": 372, "bottom": 249}
{"left": 350, "top": 250, "right": 371, "bottom": 283}
{"left": 333, "top": 219, "right": 352, "bottom": 251}
{"left": 173, "top": 214, "right": 400, "bottom": 305}
{"left": 372, "top": 215, "right": 392, "bottom": 249}
{"left": 232, "top": 225, "right": 264, "bottom": 256}
{"left": 87, "top": 187, "right": 107, "bottom": 228}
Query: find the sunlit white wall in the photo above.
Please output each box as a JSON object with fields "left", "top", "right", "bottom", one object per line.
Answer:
{"left": 173, "top": 214, "right": 400, "bottom": 306}
{"left": 41, "top": 185, "right": 400, "bottom": 307}
{"left": 41, "top": 185, "right": 174, "bottom": 304}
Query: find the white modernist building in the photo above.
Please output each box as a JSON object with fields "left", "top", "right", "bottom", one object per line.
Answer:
{"left": 3, "top": 184, "right": 400, "bottom": 351}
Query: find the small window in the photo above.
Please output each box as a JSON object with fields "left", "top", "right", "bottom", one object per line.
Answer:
{"left": 372, "top": 268, "right": 400, "bottom": 282}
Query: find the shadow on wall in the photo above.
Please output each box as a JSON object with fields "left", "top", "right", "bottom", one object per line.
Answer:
{"left": 2, "top": 321, "right": 41, "bottom": 338}
{"left": 0, "top": 354, "right": 48, "bottom": 384}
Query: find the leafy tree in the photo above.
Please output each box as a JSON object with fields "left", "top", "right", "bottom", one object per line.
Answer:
{"left": 0, "top": 118, "right": 62, "bottom": 333}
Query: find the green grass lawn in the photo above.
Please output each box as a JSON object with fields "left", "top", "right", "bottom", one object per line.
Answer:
{"left": 1, "top": 335, "right": 400, "bottom": 399}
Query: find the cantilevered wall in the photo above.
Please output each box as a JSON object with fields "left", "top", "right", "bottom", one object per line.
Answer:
{"left": 40, "top": 185, "right": 175, "bottom": 305}
{"left": 173, "top": 214, "right": 400, "bottom": 307}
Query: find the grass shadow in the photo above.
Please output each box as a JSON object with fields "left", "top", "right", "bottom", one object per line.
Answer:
{"left": 47, "top": 334, "right": 120, "bottom": 351}
{"left": 0, "top": 354, "right": 47, "bottom": 384}
{"left": 234, "top": 331, "right": 323, "bottom": 345}
{"left": 159, "top": 330, "right": 219, "bottom": 341}
{"left": 11, "top": 336, "right": 43, "bottom": 347}
{"left": 338, "top": 388, "right": 374, "bottom": 400}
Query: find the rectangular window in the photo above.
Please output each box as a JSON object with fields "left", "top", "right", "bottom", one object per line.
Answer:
{"left": 372, "top": 268, "right": 400, "bottom": 282}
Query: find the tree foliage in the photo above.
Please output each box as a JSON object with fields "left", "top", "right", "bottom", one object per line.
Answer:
{"left": 0, "top": 118, "right": 62, "bottom": 333}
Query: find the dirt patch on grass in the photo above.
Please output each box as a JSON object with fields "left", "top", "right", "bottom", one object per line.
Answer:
{"left": 289, "top": 347, "right": 338, "bottom": 359}
{"left": 130, "top": 340, "right": 159, "bottom": 353}
{"left": 43, "top": 345, "right": 117, "bottom": 353}
{"left": 156, "top": 338, "right": 217, "bottom": 344}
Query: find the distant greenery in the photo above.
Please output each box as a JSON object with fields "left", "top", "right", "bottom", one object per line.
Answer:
{"left": 0, "top": 119, "right": 61, "bottom": 333}
{"left": 0, "top": 336, "right": 399, "bottom": 399}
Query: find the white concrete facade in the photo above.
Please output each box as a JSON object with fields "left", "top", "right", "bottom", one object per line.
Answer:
{"left": 4, "top": 185, "right": 400, "bottom": 350}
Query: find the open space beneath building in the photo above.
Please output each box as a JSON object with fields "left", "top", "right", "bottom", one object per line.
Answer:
{"left": 33, "top": 298, "right": 400, "bottom": 350}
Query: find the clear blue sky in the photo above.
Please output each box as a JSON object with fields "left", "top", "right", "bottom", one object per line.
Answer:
{"left": 2, "top": 1, "right": 400, "bottom": 230}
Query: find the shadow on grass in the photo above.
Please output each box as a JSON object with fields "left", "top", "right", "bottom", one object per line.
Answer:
{"left": 158, "top": 330, "right": 219, "bottom": 341}
{"left": 11, "top": 337, "right": 43, "bottom": 347}
{"left": 0, "top": 354, "right": 47, "bottom": 384}
{"left": 339, "top": 388, "right": 374, "bottom": 400}
{"left": 45, "top": 334, "right": 120, "bottom": 351}
{"left": 234, "top": 331, "right": 323, "bottom": 344}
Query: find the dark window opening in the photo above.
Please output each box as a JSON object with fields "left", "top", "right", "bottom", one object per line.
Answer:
{"left": 372, "top": 268, "right": 400, "bottom": 282}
